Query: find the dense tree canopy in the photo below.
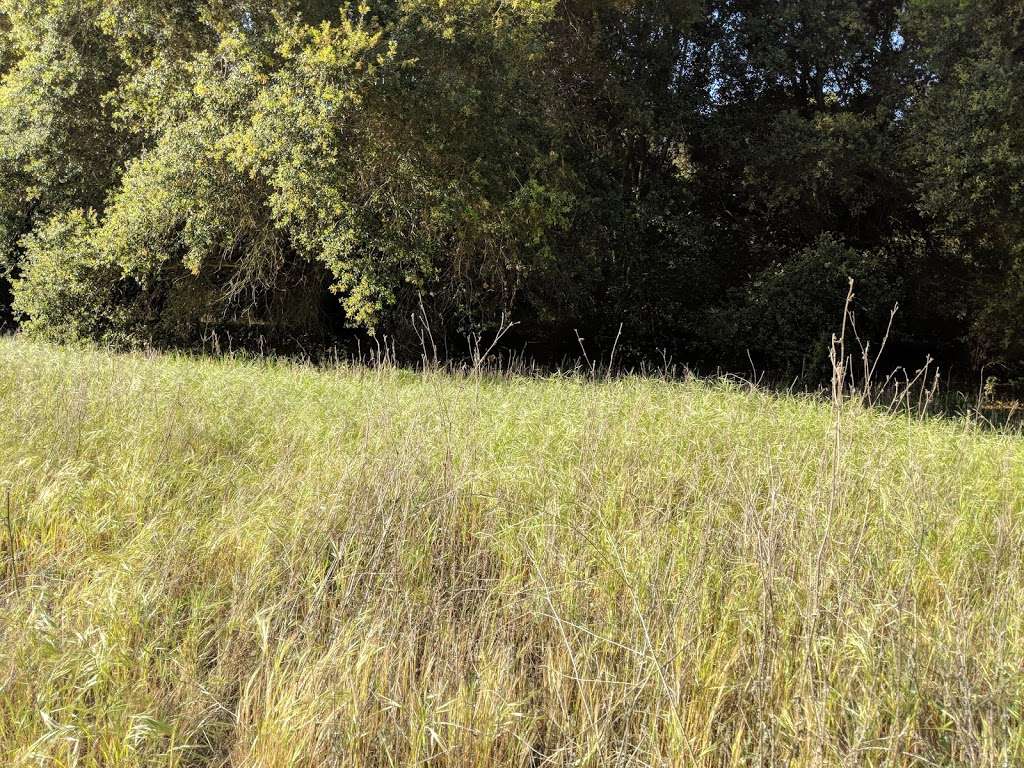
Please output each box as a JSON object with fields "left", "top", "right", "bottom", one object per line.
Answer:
{"left": 0, "top": 0, "right": 1021, "bottom": 385}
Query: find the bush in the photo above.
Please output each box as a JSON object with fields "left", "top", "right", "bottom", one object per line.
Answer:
{"left": 12, "top": 210, "right": 144, "bottom": 345}
{"left": 728, "top": 234, "right": 900, "bottom": 379}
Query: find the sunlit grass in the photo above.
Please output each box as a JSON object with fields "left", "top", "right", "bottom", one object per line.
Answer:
{"left": 1, "top": 336, "right": 1022, "bottom": 767}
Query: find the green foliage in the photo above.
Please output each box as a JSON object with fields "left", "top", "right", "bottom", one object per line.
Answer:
{"left": 732, "top": 234, "right": 900, "bottom": 376}
{"left": 7, "top": 0, "right": 577, "bottom": 343}
{"left": 904, "top": 0, "right": 1024, "bottom": 373}
{"left": 12, "top": 209, "right": 142, "bottom": 344}
{"left": 0, "top": 0, "right": 1022, "bottom": 382}
{"left": 0, "top": 0, "right": 129, "bottom": 328}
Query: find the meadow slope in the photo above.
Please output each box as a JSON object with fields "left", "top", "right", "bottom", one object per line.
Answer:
{"left": 0, "top": 338, "right": 1022, "bottom": 767}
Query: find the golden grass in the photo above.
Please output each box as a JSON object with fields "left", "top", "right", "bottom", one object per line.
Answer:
{"left": 0, "top": 337, "right": 1022, "bottom": 767}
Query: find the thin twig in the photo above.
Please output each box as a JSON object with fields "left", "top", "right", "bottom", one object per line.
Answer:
{"left": 607, "top": 323, "right": 624, "bottom": 379}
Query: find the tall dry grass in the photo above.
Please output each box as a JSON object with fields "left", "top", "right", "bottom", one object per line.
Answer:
{"left": 0, "top": 336, "right": 1022, "bottom": 767}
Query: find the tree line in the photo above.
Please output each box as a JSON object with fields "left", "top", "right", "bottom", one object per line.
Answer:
{"left": 0, "top": 0, "right": 1021, "bottom": 386}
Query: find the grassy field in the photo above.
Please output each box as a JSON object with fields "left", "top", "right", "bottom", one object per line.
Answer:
{"left": 0, "top": 337, "right": 1022, "bottom": 767}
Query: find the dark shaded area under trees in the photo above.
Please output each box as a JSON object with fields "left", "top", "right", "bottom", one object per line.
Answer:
{"left": 0, "top": 0, "right": 1022, "bottom": 388}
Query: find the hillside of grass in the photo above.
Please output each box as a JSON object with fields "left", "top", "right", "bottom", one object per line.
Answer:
{"left": 0, "top": 337, "right": 1022, "bottom": 767}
